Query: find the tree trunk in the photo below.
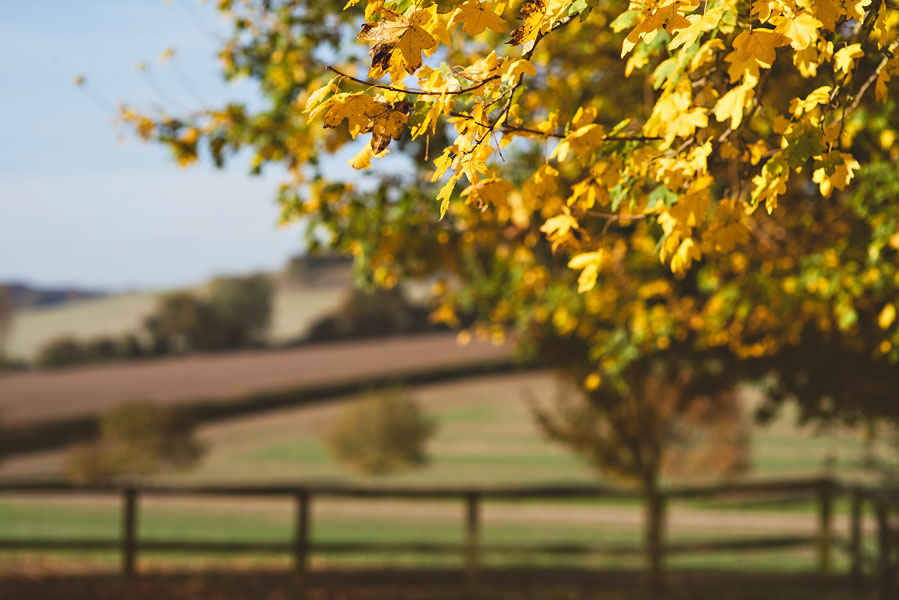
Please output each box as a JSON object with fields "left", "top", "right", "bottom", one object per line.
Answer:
{"left": 643, "top": 477, "right": 666, "bottom": 595}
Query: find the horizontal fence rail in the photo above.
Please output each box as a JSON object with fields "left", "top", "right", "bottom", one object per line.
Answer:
{"left": 1, "top": 477, "right": 898, "bottom": 598}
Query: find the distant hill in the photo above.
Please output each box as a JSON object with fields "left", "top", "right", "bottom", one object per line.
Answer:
{"left": 3, "top": 282, "right": 106, "bottom": 309}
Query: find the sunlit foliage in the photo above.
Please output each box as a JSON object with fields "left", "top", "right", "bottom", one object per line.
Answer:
{"left": 124, "top": 0, "right": 899, "bottom": 420}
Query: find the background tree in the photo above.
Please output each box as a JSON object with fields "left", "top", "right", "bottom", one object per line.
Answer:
{"left": 306, "top": 285, "right": 434, "bottom": 342}
{"left": 206, "top": 273, "right": 273, "bottom": 347}
{"left": 144, "top": 274, "right": 273, "bottom": 353}
{"left": 326, "top": 387, "right": 437, "bottom": 477}
{"left": 66, "top": 400, "right": 204, "bottom": 485}
{"left": 144, "top": 291, "right": 227, "bottom": 353}
{"left": 123, "top": 1, "right": 899, "bottom": 419}
{"left": 36, "top": 336, "right": 87, "bottom": 368}
{"left": 532, "top": 341, "right": 750, "bottom": 588}
{"left": 0, "top": 285, "right": 13, "bottom": 357}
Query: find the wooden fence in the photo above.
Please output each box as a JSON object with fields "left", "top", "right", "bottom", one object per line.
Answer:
{"left": 0, "top": 477, "right": 897, "bottom": 597}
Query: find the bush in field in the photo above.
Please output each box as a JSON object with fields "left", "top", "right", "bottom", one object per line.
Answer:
{"left": 144, "top": 291, "right": 226, "bottom": 354}
{"left": 66, "top": 400, "right": 204, "bottom": 485}
{"left": 206, "top": 273, "right": 273, "bottom": 346}
{"left": 36, "top": 333, "right": 146, "bottom": 368}
{"left": 144, "top": 275, "right": 273, "bottom": 353}
{"left": 307, "top": 286, "right": 432, "bottom": 342}
{"left": 326, "top": 388, "right": 436, "bottom": 477}
{"left": 36, "top": 336, "right": 86, "bottom": 367}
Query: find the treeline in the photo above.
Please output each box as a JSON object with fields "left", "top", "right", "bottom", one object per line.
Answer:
{"left": 32, "top": 274, "right": 456, "bottom": 369}
{"left": 36, "top": 274, "right": 272, "bottom": 368}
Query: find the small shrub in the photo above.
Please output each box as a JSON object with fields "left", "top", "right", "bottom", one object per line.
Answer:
{"left": 207, "top": 274, "right": 273, "bottom": 346}
{"left": 307, "top": 286, "right": 431, "bottom": 342}
{"left": 36, "top": 336, "right": 86, "bottom": 368}
{"left": 326, "top": 388, "right": 436, "bottom": 476}
{"left": 66, "top": 400, "right": 205, "bottom": 485}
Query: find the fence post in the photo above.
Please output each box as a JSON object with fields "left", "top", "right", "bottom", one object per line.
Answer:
{"left": 121, "top": 488, "right": 138, "bottom": 578}
{"left": 817, "top": 479, "right": 833, "bottom": 575}
{"left": 850, "top": 487, "right": 863, "bottom": 585}
{"left": 646, "top": 490, "right": 667, "bottom": 595}
{"left": 465, "top": 491, "right": 480, "bottom": 593}
{"left": 877, "top": 496, "right": 892, "bottom": 600}
{"left": 294, "top": 491, "right": 311, "bottom": 578}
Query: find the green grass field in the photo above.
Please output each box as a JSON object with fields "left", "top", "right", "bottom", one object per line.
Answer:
{"left": 0, "top": 371, "right": 883, "bottom": 575}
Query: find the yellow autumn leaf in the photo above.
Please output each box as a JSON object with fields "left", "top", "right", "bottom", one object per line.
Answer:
{"left": 501, "top": 58, "right": 537, "bottom": 84}
{"left": 879, "top": 304, "right": 897, "bottom": 329}
{"left": 461, "top": 177, "right": 515, "bottom": 209}
{"left": 509, "top": 0, "right": 546, "bottom": 47}
{"left": 713, "top": 82, "right": 755, "bottom": 129}
{"left": 348, "top": 145, "right": 374, "bottom": 170}
{"left": 752, "top": 171, "right": 788, "bottom": 214}
{"left": 531, "top": 164, "right": 559, "bottom": 198}
{"left": 452, "top": 0, "right": 506, "bottom": 36}
{"left": 813, "top": 0, "right": 843, "bottom": 30}
{"left": 323, "top": 93, "right": 381, "bottom": 137}
{"left": 812, "top": 152, "right": 860, "bottom": 197}
{"left": 357, "top": 10, "right": 437, "bottom": 75}
{"left": 845, "top": 0, "right": 873, "bottom": 22}
{"left": 772, "top": 11, "right": 822, "bottom": 51}
{"left": 670, "top": 237, "right": 701, "bottom": 274}
{"left": 724, "top": 29, "right": 787, "bottom": 83}
{"left": 690, "top": 38, "right": 725, "bottom": 73}
{"left": 437, "top": 174, "right": 460, "bottom": 219}
{"left": 668, "top": 9, "right": 723, "bottom": 52}
{"left": 568, "top": 250, "right": 604, "bottom": 293}
{"left": 540, "top": 208, "right": 580, "bottom": 250}
{"left": 323, "top": 95, "right": 411, "bottom": 152}
{"left": 304, "top": 77, "right": 339, "bottom": 112}
{"left": 834, "top": 43, "right": 863, "bottom": 76}
{"left": 789, "top": 85, "right": 831, "bottom": 117}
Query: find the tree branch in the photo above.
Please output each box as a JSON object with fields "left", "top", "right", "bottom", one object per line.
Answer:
{"left": 325, "top": 65, "right": 498, "bottom": 96}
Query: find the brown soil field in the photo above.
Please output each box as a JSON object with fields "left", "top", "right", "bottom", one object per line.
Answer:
{"left": 0, "top": 334, "right": 511, "bottom": 427}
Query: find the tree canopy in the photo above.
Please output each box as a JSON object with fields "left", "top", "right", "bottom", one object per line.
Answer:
{"left": 124, "top": 0, "right": 899, "bottom": 420}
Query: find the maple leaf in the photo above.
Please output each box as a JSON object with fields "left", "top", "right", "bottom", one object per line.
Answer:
{"left": 772, "top": 11, "right": 822, "bottom": 51}
{"left": 509, "top": 0, "right": 547, "bottom": 47}
{"left": 323, "top": 94, "right": 412, "bottom": 154}
{"left": 713, "top": 82, "right": 755, "bottom": 129}
{"left": 452, "top": 0, "right": 506, "bottom": 36}
{"left": 668, "top": 9, "right": 724, "bottom": 52}
{"left": 540, "top": 207, "right": 580, "bottom": 251}
{"left": 845, "top": 0, "right": 872, "bottom": 22}
{"left": 812, "top": 152, "right": 860, "bottom": 197}
{"left": 724, "top": 29, "right": 788, "bottom": 83}
{"left": 358, "top": 10, "right": 438, "bottom": 76}
{"left": 461, "top": 177, "right": 515, "bottom": 210}
{"left": 813, "top": 0, "right": 843, "bottom": 30}
{"left": 323, "top": 93, "right": 382, "bottom": 137}
{"left": 568, "top": 251, "right": 604, "bottom": 293}
{"left": 348, "top": 146, "right": 374, "bottom": 170}
{"left": 669, "top": 237, "right": 701, "bottom": 274}
{"left": 370, "top": 100, "right": 413, "bottom": 153}
{"left": 834, "top": 44, "right": 864, "bottom": 76}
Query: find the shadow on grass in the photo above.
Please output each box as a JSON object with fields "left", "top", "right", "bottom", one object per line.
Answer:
{"left": 0, "top": 568, "right": 884, "bottom": 600}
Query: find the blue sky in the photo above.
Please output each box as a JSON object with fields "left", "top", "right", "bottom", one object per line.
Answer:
{"left": 0, "top": 1, "right": 311, "bottom": 291}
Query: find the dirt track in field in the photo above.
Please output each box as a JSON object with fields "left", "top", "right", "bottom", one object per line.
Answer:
{"left": 0, "top": 334, "right": 511, "bottom": 426}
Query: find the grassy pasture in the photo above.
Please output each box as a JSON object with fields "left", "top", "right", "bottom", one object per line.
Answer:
{"left": 0, "top": 371, "right": 882, "bottom": 575}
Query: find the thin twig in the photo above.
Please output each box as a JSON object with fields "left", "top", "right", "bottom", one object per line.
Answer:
{"left": 843, "top": 39, "right": 899, "bottom": 118}
{"left": 326, "top": 65, "right": 498, "bottom": 96}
